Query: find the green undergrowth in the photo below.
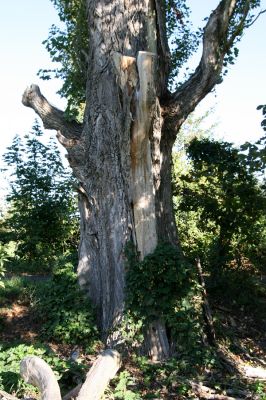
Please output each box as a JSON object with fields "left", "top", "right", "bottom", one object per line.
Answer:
{"left": 33, "top": 264, "right": 99, "bottom": 350}
{"left": 0, "top": 251, "right": 265, "bottom": 399}
{"left": 0, "top": 343, "right": 86, "bottom": 397}
{"left": 0, "top": 275, "right": 37, "bottom": 306}
{"left": 123, "top": 242, "right": 204, "bottom": 353}
{"left": 0, "top": 260, "right": 100, "bottom": 397}
{"left": 106, "top": 353, "right": 266, "bottom": 400}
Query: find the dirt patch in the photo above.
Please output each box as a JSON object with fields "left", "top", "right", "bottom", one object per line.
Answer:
{"left": 0, "top": 302, "right": 41, "bottom": 343}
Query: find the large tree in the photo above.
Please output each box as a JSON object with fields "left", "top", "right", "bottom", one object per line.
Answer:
{"left": 22, "top": 0, "right": 263, "bottom": 359}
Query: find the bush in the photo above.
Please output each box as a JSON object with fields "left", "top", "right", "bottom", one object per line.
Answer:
{"left": 125, "top": 242, "right": 203, "bottom": 350}
{"left": 34, "top": 264, "right": 99, "bottom": 350}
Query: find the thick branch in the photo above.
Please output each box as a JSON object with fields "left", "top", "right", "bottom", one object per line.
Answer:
{"left": 163, "top": 0, "right": 249, "bottom": 136}
{"left": 20, "top": 356, "right": 62, "bottom": 400}
{"left": 77, "top": 349, "right": 122, "bottom": 400}
{"left": 22, "top": 84, "right": 82, "bottom": 139}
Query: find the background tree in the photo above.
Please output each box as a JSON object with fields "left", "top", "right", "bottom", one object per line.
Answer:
{"left": 2, "top": 120, "right": 79, "bottom": 271}
{"left": 22, "top": 0, "right": 264, "bottom": 359}
{"left": 175, "top": 138, "right": 266, "bottom": 272}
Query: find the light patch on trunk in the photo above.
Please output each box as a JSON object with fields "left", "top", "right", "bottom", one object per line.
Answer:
{"left": 131, "top": 51, "right": 158, "bottom": 259}
{"left": 112, "top": 52, "right": 138, "bottom": 92}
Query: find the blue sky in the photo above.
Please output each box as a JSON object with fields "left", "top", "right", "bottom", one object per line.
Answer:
{"left": 0, "top": 0, "right": 265, "bottom": 178}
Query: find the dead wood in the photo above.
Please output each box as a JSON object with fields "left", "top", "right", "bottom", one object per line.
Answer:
{"left": 77, "top": 349, "right": 122, "bottom": 400}
{"left": 196, "top": 258, "right": 217, "bottom": 347}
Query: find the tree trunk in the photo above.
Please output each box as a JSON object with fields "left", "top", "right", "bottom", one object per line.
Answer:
{"left": 75, "top": 0, "right": 171, "bottom": 358}
{"left": 22, "top": 0, "right": 255, "bottom": 360}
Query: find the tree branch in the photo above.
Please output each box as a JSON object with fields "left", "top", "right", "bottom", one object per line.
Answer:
{"left": 22, "top": 84, "right": 82, "bottom": 139}
{"left": 225, "top": 0, "right": 250, "bottom": 51}
{"left": 17, "top": 350, "right": 121, "bottom": 400}
{"left": 246, "top": 8, "right": 266, "bottom": 28}
{"left": 76, "top": 349, "right": 122, "bottom": 400}
{"left": 20, "top": 356, "right": 62, "bottom": 400}
{"left": 163, "top": 0, "right": 252, "bottom": 136}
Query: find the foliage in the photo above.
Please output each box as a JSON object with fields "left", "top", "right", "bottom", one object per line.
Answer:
{"left": 0, "top": 343, "right": 86, "bottom": 397}
{"left": 40, "top": 0, "right": 262, "bottom": 110}
{"left": 2, "top": 120, "right": 79, "bottom": 271}
{"left": 250, "top": 381, "right": 266, "bottom": 400}
{"left": 239, "top": 104, "right": 266, "bottom": 175}
{"left": 174, "top": 138, "right": 266, "bottom": 273}
{"left": 207, "top": 268, "right": 266, "bottom": 319}
{"left": 164, "top": 0, "right": 199, "bottom": 87}
{"left": 110, "top": 371, "right": 141, "bottom": 400}
{"left": 0, "top": 275, "right": 36, "bottom": 309}
{"left": 38, "top": 0, "right": 88, "bottom": 119}
{"left": 34, "top": 263, "right": 99, "bottom": 349}
{"left": 125, "top": 242, "right": 203, "bottom": 349}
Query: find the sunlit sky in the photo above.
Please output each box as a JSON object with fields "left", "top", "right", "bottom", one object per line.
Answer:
{"left": 0, "top": 0, "right": 266, "bottom": 198}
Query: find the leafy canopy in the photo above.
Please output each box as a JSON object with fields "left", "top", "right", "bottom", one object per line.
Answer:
{"left": 174, "top": 137, "right": 266, "bottom": 271}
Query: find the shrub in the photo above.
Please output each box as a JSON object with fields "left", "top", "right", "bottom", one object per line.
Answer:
{"left": 34, "top": 265, "right": 99, "bottom": 350}
{"left": 125, "top": 242, "right": 203, "bottom": 350}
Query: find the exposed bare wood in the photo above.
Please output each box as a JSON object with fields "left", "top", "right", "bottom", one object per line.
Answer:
{"left": 243, "top": 365, "right": 266, "bottom": 379}
{"left": 145, "top": 319, "right": 170, "bottom": 361}
{"left": 20, "top": 356, "right": 62, "bottom": 400}
{"left": 131, "top": 51, "right": 158, "bottom": 259}
{"left": 76, "top": 349, "right": 122, "bottom": 400}
{"left": 22, "top": 84, "right": 82, "bottom": 139}
{"left": 0, "top": 390, "right": 19, "bottom": 400}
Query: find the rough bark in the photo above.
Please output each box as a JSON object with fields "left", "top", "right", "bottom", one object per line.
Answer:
{"left": 22, "top": 0, "right": 254, "bottom": 359}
